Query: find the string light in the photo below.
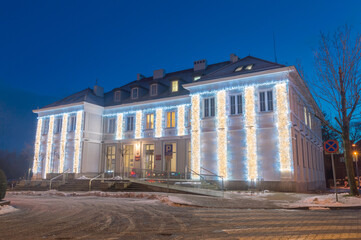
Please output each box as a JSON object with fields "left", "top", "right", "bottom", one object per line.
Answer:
{"left": 116, "top": 113, "right": 123, "bottom": 140}
{"left": 135, "top": 110, "right": 142, "bottom": 139}
{"left": 245, "top": 86, "right": 257, "bottom": 181}
{"left": 216, "top": 90, "right": 227, "bottom": 179}
{"left": 32, "top": 118, "right": 43, "bottom": 175}
{"left": 275, "top": 83, "right": 292, "bottom": 172}
{"left": 103, "top": 104, "right": 191, "bottom": 117}
{"left": 191, "top": 94, "right": 200, "bottom": 179}
{"left": 73, "top": 111, "right": 83, "bottom": 173}
{"left": 59, "top": 113, "right": 68, "bottom": 173}
{"left": 155, "top": 108, "right": 163, "bottom": 138}
{"left": 177, "top": 105, "right": 185, "bottom": 136}
{"left": 44, "top": 116, "right": 54, "bottom": 178}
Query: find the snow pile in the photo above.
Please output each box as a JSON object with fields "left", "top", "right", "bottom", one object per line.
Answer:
{"left": 77, "top": 175, "right": 89, "bottom": 179}
{"left": 289, "top": 193, "right": 361, "bottom": 208}
{"left": 0, "top": 205, "right": 18, "bottom": 215}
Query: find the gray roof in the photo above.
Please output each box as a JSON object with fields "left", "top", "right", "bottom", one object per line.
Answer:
{"left": 38, "top": 56, "right": 285, "bottom": 110}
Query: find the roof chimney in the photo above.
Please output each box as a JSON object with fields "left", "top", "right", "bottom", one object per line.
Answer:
{"left": 93, "top": 84, "right": 104, "bottom": 97}
{"left": 153, "top": 69, "right": 165, "bottom": 79}
{"left": 193, "top": 59, "right": 207, "bottom": 71}
{"left": 137, "top": 73, "right": 145, "bottom": 81}
{"left": 230, "top": 53, "right": 239, "bottom": 63}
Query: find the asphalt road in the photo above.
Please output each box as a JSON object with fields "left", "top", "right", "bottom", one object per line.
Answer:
{"left": 1, "top": 194, "right": 361, "bottom": 240}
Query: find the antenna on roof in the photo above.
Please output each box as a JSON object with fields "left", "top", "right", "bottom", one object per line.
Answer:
{"left": 273, "top": 32, "right": 278, "bottom": 63}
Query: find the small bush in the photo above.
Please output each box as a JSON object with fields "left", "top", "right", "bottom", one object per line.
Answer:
{"left": 0, "top": 169, "right": 6, "bottom": 200}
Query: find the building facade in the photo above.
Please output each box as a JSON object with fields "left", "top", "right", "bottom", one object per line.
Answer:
{"left": 32, "top": 55, "right": 325, "bottom": 191}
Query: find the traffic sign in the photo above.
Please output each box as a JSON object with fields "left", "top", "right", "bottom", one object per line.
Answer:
{"left": 324, "top": 139, "right": 339, "bottom": 153}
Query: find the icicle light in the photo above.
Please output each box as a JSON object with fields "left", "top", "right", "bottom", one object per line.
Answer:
{"left": 44, "top": 115, "right": 54, "bottom": 178}
{"left": 73, "top": 111, "right": 83, "bottom": 173}
{"left": 191, "top": 94, "right": 200, "bottom": 179}
{"left": 32, "top": 118, "right": 43, "bottom": 174}
{"left": 116, "top": 113, "right": 123, "bottom": 140}
{"left": 135, "top": 110, "right": 142, "bottom": 139}
{"left": 276, "top": 83, "right": 292, "bottom": 172}
{"left": 155, "top": 108, "right": 163, "bottom": 138}
{"left": 177, "top": 105, "right": 185, "bottom": 136}
{"left": 245, "top": 86, "right": 257, "bottom": 181}
{"left": 59, "top": 113, "right": 68, "bottom": 173}
{"left": 216, "top": 90, "right": 227, "bottom": 179}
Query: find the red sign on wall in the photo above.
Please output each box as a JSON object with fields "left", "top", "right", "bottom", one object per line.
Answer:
{"left": 156, "top": 155, "right": 161, "bottom": 160}
{"left": 135, "top": 155, "right": 141, "bottom": 161}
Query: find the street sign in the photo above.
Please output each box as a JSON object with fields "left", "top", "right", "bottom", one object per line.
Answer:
{"left": 324, "top": 139, "right": 339, "bottom": 153}
{"left": 165, "top": 144, "right": 173, "bottom": 156}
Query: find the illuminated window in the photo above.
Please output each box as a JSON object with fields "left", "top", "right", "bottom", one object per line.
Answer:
{"left": 259, "top": 90, "right": 273, "bottom": 112}
{"left": 203, "top": 97, "right": 215, "bottom": 117}
{"left": 304, "top": 107, "right": 308, "bottom": 125}
{"left": 230, "top": 94, "right": 242, "bottom": 115}
{"left": 105, "top": 146, "right": 116, "bottom": 173}
{"left": 167, "top": 111, "right": 176, "bottom": 128}
{"left": 131, "top": 88, "right": 139, "bottom": 99}
{"left": 146, "top": 114, "right": 154, "bottom": 129}
{"left": 126, "top": 116, "right": 134, "bottom": 131}
{"left": 42, "top": 118, "right": 50, "bottom": 134}
{"left": 54, "top": 118, "right": 62, "bottom": 134}
{"left": 193, "top": 76, "right": 201, "bottom": 81}
{"left": 68, "top": 115, "right": 76, "bottom": 132}
{"left": 245, "top": 64, "right": 253, "bottom": 70}
{"left": 234, "top": 66, "right": 243, "bottom": 72}
{"left": 171, "top": 81, "right": 179, "bottom": 92}
{"left": 150, "top": 84, "right": 158, "bottom": 96}
{"left": 114, "top": 91, "right": 121, "bottom": 102}
{"left": 108, "top": 118, "right": 116, "bottom": 133}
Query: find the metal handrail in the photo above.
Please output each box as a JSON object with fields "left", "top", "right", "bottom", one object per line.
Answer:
{"left": 89, "top": 173, "right": 104, "bottom": 191}
{"left": 49, "top": 169, "right": 70, "bottom": 190}
{"left": 201, "top": 167, "right": 224, "bottom": 191}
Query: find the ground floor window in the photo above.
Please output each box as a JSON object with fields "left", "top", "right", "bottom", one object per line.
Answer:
{"left": 106, "top": 146, "right": 116, "bottom": 172}
{"left": 165, "top": 142, "right": 177, "bottom": 172}
{"left": 124, "top": 145, "right": 134, "bottom": 171}
{"left": 144, "top": 144, "right": 155, "bottom": 170}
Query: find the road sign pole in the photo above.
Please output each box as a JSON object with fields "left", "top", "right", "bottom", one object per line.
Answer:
{"left": 331, "top": 153, "right": 338, "bottom": 202}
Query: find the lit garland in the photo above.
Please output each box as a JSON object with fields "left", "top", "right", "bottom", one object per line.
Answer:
{"left": 135, "top": 110, "right": 142, "bottom": 139}
{"left": 73, "top": 111, "right": 83, "bottom": 173}
{"left": 32, "top": 118, "right": 43, "bottom": 174}
{"left": 216, "top": 90, "right": 227, "bottom": 179}
{"left": 155, "top": 108, "right": 163, "bottom": 138}
{"left": 245, "top": 86, "right": 257, "bottom": 181}
{"left": 44, "top": 115, "right": 54, "bottom": 178}
{"left": 58, "top": 113, "right": 68, "bottom": 173}
{"left": 275, "top": 83, "right": 292, "bottom": 172}
{"left": 177, "top": 105, "right": 185, "bottom": 136}
{"left": 191, "top": 94, "right": 200, "bottom": 179}
{"left": 116, "top": 113, "right": 123, "bottom": 140}
{"left": 38, "top": 110, "right": 82, "bottom": 119}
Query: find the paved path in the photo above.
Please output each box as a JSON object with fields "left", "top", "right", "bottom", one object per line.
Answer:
{"left": 1, "top": 195, "right": 361, "bottom": 239}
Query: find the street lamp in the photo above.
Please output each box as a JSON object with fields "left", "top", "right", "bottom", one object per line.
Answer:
{"left": 353, "top": 151, "right": 360, "bottom": 189}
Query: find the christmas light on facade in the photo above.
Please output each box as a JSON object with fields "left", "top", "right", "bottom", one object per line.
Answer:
{"left": 275, "top": 83, "right": 292, "bottom": 172}
{"left": 216, "top": 90, "right": 227, "bottom": 179}
{"left": 177, "top": 105, "right": 185, "bottom": 136}
{"left": 73, "top": 111, "right": 83, "bottom": 173}
{"left": 135, "top": 110, "right": 142, "bottom": 139}
{"left": 32, "top": 118, "right": 43, "bottom": 174}
{"left": 191, "top": 94, "right": 200, "bottom": 178}
{"left": 116, "top": 113, "right": 123, "bottom": 140}
{"left": 44, "top": 115, "right": 55, "bottom": 178}
{"left": 155, "top": 108, "right": 163, "bottom": 138}
{"left": 245, "top": 86, "right": 257, "bottom": 181}
{"left": 59, "top": 113, "right": 68, "bottom": 173}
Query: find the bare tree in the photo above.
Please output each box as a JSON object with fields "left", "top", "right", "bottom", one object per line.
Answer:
{"left": 312, "top": 25, "right": 361, "bottom": 196}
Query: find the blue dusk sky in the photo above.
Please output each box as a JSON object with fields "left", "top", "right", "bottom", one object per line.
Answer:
{"left": 0, "top": 0, "right": 361, "bottom": 151}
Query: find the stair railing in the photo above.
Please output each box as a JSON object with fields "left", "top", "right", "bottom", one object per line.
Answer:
{"left": 49, "top": 169, "right": 70, "bottom": 190}
{"left": 89, "top": 173, "right": 104, "bottom": 191}
{"left": 200, "top": 167, "right": 224, "bottom": 192}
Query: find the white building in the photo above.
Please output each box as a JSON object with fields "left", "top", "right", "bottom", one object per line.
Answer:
{"left": 32, "top": 55, "right": 325, "bottom": 192}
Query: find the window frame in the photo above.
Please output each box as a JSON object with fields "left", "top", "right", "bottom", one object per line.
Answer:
{"left": 229, "top": 94, "right": 243, "bottom": 115}
{"left": 146, "top": 113, "right": 154, "bottom": 130}
{"left": 166, "top": 111, "right": 176, "bottom": 128}
{"left": 259, "top": 89, "right": 274, "bottom": 112}
{"left": 203, "top": 97, "right": 215, "bottom": 118}
{"left": 68, "top": 115, "right": 76, "bottom": 132}
{"left": 171, "top": 80, "right": 179, "bottom": 92}
{"left": 126, "top": 116, "right": 134, "bottom": 132}
{"left": 42, "top": 118, "right": 50, "bottom": 135}
{"left": 150, "top": 84, "right": 158, "bottom": 96}
{"left": 107, "top": 117, "right": 116, "bottom": 134}
{"left": 54, "top": 118, "right": 62, "bottom": 134}
{"left": 131, "top": 87, "right": 139, "bottom": 99}
{"left": 114, "top": 91, "right": 121, "bottom": 102}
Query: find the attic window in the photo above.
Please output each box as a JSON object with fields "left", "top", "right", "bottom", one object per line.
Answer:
{"left": 171, "top": 80, "right": 179, "bottom": 92}
{"left": 114, "top": 91, "right": 121, "bottom": 102}
{"left": 234, "top": 66, "right": 243, "bottom": 72}
{"left": 245, "top": 64, "right": 253, "bottom": 70}
{"left": 193, "top": 76, "right": 201, "bottom": 81}
{"left": 150, "top": 84, "right": 158, "bottom": 96}
{"left": 131, "top": 88, "right": 139, "bottom": 99}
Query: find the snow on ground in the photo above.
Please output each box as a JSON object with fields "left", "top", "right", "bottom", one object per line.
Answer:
{"left": 0, "top": 205, "right": 18, "bottom": 215}
{"left": 289, "top": 193, "right": 361, "bottom": 208}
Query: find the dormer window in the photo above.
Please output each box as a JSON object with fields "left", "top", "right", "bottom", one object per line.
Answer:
{"left": 150, "top": 84, "right": 158, "bottom": 96}
{"left": 193, "top": 76, "right": 201, "bottom": 81}
{"left": 245, "top": 64, "right": 253, "bottom": 70}
{"left": 131, "top": 88, "right": 139, "bottom": 99}
{"left": 234, "top": 66, "right": 243, "bottom": 72}
{"left": 114, "top": 91, "right": 121, "bottom": 102}
{"left": 171, "top": 80, "right": 179, "bottom": 92}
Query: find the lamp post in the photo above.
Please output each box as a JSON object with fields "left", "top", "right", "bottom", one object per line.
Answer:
{"left": 354, "top": 151, "right": 360, "bottom": 189}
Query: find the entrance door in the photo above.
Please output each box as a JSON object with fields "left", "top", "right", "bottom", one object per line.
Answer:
{"left": 124, "top": 145, "right": 134, "bottom": 176}
{"left": 165, "top": 143, "right": 177, "bottom": 173}
{"left": 106, "top": 146, "right": 116, "bottom": 173}
{"left": 144, "top": 144, "right": 155, "bottom": 171}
